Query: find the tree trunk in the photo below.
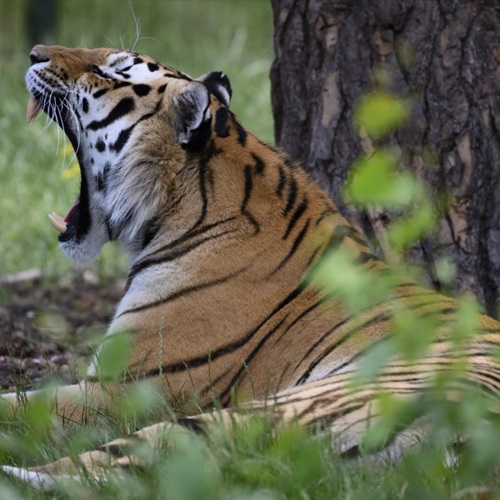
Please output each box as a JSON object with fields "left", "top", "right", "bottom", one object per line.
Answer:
{"left": 26, "top": 0, "right": 58, "bottom": 47}
{"left": 270, "top": 0, "right": 500, "bottom": 317}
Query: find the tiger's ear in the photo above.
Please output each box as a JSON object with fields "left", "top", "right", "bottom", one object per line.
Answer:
{"left": 198, "top": 71, "right": 232, "bottom": 107}
{"left": 174, "top": 82, "right": 211, "bottom": 148}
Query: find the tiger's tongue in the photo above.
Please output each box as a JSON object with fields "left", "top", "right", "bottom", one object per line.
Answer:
{"left": 27, "top": 96, "right": 41, "bottom": 122}
{"left": 48, "top": 198, "right": 80, "bottom": 234}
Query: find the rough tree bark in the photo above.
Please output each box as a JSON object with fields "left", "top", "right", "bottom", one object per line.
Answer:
{"left": 270, "top": 0, "right": 500, "bottom": 316}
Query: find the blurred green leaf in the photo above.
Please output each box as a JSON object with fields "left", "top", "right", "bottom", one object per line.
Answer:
{"left": 434, "top": 258, "right": 456, "bottom": 285}
{"left": 362, "top": 392, "right": 420, "bottom": 452}
{"left": 391, "top": 306, "right": 439, "bottom": 362}
{"left": 354, "top": 340, "right": 397, "bottom": 385}
{"left": 95, "top": 332, "right": 132, "bottom": 381}
{"left": 33, "top": 310, "right": 72, "bottom": 341}
{"left": 0, "top": 483, "right": 23, "bottom": 500}
{"left": 119, "top": 382, "right": 158, "bottom": 420}
{"left": 388, "top": 201, "right": 436, "bottom": 250}
{"left": 450, "top": 294, "right": 480, "bottom": 346}
{"left": 355, "top": 92, "right": 411, "bottom": 139}
{"left": 311, "top": 248, "right": 393, "bottom": 312}
{"left": 22, "top": 395, "right": 52, "bottom": 442}
{"left": 346, "top": 149, "right": 420, "bottom": 207}
{"left": 159, "top": 433, "right": 220, "bottom": 500}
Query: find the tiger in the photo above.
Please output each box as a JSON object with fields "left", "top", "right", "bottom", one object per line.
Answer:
{"left": 1, "top": 44, "right": 500, "bottom": 486}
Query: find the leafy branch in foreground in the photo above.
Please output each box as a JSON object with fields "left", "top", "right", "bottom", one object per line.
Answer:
{"left": 321, "top": 89, "right": 500, "bottom": 478}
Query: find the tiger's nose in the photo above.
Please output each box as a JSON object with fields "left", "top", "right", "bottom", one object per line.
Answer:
{"left": 29, "top": 46, "right": 50, "bottom": 65}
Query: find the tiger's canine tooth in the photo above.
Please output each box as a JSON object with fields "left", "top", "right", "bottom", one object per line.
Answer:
{"left": 27, "top": 96, "right": 41, "bottom": 122}
{"left": 48, "top": 212, "right": 67, "bottom": 233}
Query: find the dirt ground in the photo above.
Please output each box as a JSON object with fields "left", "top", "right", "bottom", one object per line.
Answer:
{"left": 0, "top": 269, "right": 123, "bottom": 392}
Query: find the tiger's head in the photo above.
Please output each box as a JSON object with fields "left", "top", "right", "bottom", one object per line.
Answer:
{"left": 26, "top": 45, "right": 232, "bottom": 262}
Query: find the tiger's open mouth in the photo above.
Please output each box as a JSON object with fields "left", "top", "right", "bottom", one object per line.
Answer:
{"left": 27, "top": 94, "right": 91, "bottom": 244}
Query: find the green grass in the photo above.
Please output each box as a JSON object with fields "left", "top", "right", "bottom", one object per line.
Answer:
{"left": 0, "top": 0, "right": 273, "bottom": 277}
{"left": 1, "top": 401, "right": 499, "bottom": 500}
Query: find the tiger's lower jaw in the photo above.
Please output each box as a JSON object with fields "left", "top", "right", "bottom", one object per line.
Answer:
{"left": 51, "top": 170, "right": 111, "bottom": 262}
{"left": 57, "top": 219, "right": 110, "bottom": 263}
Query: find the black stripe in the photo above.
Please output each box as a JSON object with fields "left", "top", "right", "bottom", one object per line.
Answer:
{"left": 251, "top": 153, "right": 265, "bottom": 175}
{"left": 468, "top": 368, "right": 500, "bottom": 393}
{"left": 198, "top": 365, "right": 233, "bottom": 397}
{"left": 305, "top": 245, "right": 323, "bottom": 270}
{"left": 355, "top": 251, "right": 378, "bottom": 265}
{"left": 223, "top": 294, "right": 338, "bottom": 396}
{"left": 133, "top": 84, "right": 151, "bottom": 96}
{"left": 140, "top": 216, "right": 162, "bottom": 250}
{"left": 215, "top": 283, "right": 308, "bottom": 402}
{"left": 242, "top": 165, "right": 253, "bottom": 211}
{"left": 163, "top": 72, "right": 191, "bottom": 81}
{"left": 315, "top": 208, "right": 338, "bottom": 226}
{"left": 284, "top": 175, "right": 297, "bottom": 215}
{"left": 294, "top": 317, "right": 351, "bottom": 376}
{"left": 298, "top": 304, "right": 460, "bottom": 384}
{"left": 114, "top": 81, "right": 132, "bottom": 90}
{"left": 230, "top": 111, "right": 247, "bottom": 146}
{"left": 177, "top": 71, "right": 193, "bottom": 81}
{"left": 110, "top": 126, "right": 133, "bottom": 152}
{"left": 93, "top": 88, "right": 108, "bottom": 98}
{"left": 273, "top": 290, "right": 337, "bottom": 347}
{"left": 96, "top": 161, "right": 110, "bottom": 193}
{"left": 141, "top": 281, "right": 307, "bottom": 380}
{"left": 176, "top": 418, "right": 206, "bottom": 435}
{"left": 241, "top": 165, "right": 260, "bottom": 234}
{"left": 310, "top": 225, "right": 372, "bottom": 276}
{"left": 332, "top": 224, "right": 370, "bottom": 248}
{"left": 217, "top": 315, "right": 290, "bottom": 403}
{"left": 273, "top": 306, "right": 322, "bottom": 347}
{"left": 126, "top": 218, "right": 238, "bottom": 291}
{"left": 283, "top": 197, "right": 308, "bottom": 240}
{"left": 214, "top": 107, "right": 230, "bottom": 138}
{"left": 118, "top": 267, "right": 248, "bottom": 319}
{"left": 87, "top": 97, "right": 135, "bottom": 131}
{"left": 109, "top": 104, "right": 160, "bottom": 153}
{"left": 293, "top": 293, "right": 450, "bottom": 375}
{"left": 273, "top": 220, "right": 310, "bottom": 273}
{"left": 191, "top": 159, "right": 211, "bottom": 230}
{"left": 276, "top": 165, "right": 286, "bottom": 198}
{"left": 128, "top": 225, "right": 238, "bottom": 289}
{"left": 100, "top": 435, "right": 143, "bottom": 457}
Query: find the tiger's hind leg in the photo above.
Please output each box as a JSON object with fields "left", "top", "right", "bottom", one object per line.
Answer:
{"left": 0, "top": 419, "right": 199, "bottom": 486}
{"left": 0, "top": 374, "right": 431, "bottom": 487}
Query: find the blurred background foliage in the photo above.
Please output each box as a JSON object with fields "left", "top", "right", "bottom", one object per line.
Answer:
{"left": 0, "top": 0, "right": 273, "bottom": 278}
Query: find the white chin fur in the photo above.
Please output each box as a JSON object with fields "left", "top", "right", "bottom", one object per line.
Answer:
{"left": 59, "top": 218, "right": 110, "bottom": 263}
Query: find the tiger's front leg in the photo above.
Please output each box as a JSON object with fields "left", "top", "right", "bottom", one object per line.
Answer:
{"left": 0, "top": 381, "right": 118, "bottom": 426}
